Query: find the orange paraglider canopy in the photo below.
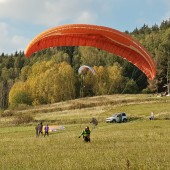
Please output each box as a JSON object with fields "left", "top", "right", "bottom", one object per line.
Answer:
{"left": 25, "top": 24, "right": 156, "bottom": 80}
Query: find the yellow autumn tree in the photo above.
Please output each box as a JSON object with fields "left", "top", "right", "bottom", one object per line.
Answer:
{"left": 83, "top": 70, "right": 96, "bottom": 96}
{"left": 26, "top": 61, "right": 55, "bottom": 105}
{"left": 107, "top": 63, "right": 123, "bottom": 94}
{"left": 48, "top": 62, "right": 76, "bottom": 102}
{"left": 25, "top": 61, "right": 76, "bottom": 105}
{"left": 9, "top": 81, "right": 32, "bottom": 107}
{"left": 93, "top": 66, "right": 110, "bottom": 95}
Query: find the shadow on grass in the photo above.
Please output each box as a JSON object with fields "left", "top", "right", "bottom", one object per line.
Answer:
{"left": 128, "top": 116, "right": 170, "bottom": 122}
{"left": 127, "top": 116, "right": 143, "bottom": 122}
{"left": 34, "top": 119, "right": 58, "bottom": 124}
{"left": 154, "top": 117, "right": 170, "bottom": 120}
{"left": 34, "top": 119, "right": 79, "bottom": 125}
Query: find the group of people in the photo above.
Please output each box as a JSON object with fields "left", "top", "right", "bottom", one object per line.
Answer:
{"left": 34, "top": 117, "right": 98, "bottom": 142}
{"left": 35, "top": 122, "right": 49, "bottom": 137}
{"left": 35, "top": 113, "right": 155, "bottom": 142}
{"left": 35, "top": 122, "right": 92, "bottom": 142}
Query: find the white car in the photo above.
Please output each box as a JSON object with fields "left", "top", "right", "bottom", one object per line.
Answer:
{"left": 106, "top": 112, "right": 127, "bottom": 123}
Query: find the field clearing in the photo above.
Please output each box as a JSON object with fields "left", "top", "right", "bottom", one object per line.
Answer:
{"left": 0, "top": 94, "right": 170, "bottom": 169}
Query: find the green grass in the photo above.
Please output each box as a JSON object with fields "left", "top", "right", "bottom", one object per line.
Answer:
{"left": 0, "top": 94, "right": 170, "bottom": 169}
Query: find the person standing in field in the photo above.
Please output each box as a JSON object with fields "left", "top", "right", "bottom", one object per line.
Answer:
{"left": 44, "top": 124, "right": 49, "bottom": 137}
{"left": 79, "top": 126, "right": 91, "bottom": 142}
{"left": 35, "top": 124, "right": 39, "bottom": 137}
{"left": 90, "top": 117, "right": 98, "bottom": 130}
{"left": 150, "top": 112, "right": 154, "bottom": 120}
{"left": 38, "top": 122, "right": 43, "bottom": 136}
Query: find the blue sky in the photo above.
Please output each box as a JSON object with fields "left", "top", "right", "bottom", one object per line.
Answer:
{"left": 0, "top": 0, "right": 170, "bottom": 54}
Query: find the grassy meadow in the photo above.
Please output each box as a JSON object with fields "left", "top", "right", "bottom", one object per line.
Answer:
{"left": 0, "top": 94, "right": 170, "bottom": 170}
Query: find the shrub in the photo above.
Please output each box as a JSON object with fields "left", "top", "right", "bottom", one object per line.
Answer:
{"left": 9, "top": 81, "right": 32, "bottom": 107}
{"left": 1, "top": 110, "right": 14, "bottom": 117}
{"left": 12, "top": 91, "right": 32, "bottom": 106}
{"left": 122, "top": 79, "right": 139, "bottom": 94}
{"left": 13, "top": 113, "right": 34, "bottom": 125}
{"left": 142, "top": 88, "right": 152, "bottom": 94}
{"left": 156, "top": 113, "right": 170, "bottom": 120}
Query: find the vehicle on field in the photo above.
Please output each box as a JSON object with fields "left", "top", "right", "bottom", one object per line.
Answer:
{"left": 106, "top": 112, "right": 127, "bottom": 123}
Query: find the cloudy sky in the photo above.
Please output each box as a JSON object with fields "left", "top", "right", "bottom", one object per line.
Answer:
{"left": 0, "top": 0, "right": 170, "bottom": 54}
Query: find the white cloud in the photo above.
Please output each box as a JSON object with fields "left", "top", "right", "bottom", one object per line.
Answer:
{"left": 75, "top": 11, "right": 97, "bottom": 24}
{"left": 0, "top": 22, "right": 9, "bottom": 53}
{"left": 0, "top": 22, "right": 8, "bottom": 36}
{"left": 0, "top": 0, "right": 105, "bottom": 26}
{"left": 0, "top": 0, "right": 169, "bottom": 54}
{"left": 163, "top": 0, "right": 170, "bottom": 21}
{"left": 0, "top": 0, "right": 169, "bottom": 27}
{"left": 0, "top": 0, "right": 115, "bottom": 54}
{"left": 0, "top": 0, "right": 7, "bottom": 3}
{"left": 0, "top": 22, "right": 29, "bottom": 54}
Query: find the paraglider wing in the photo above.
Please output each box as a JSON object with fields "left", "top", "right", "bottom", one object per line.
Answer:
{"left": 25, "top": 24, "right": 156, "bottom": 80}
{"left": 78, "top": 65, "right": 95, "bottom": 75}
{"left": 48, "top": 125, "right": 65, "bottom": 132}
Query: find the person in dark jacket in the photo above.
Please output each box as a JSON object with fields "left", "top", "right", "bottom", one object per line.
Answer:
{"left": 38, "top": 122, "right": 43, "bottom": 136}
{"left": 90, "top": 117, "right": 98, "bottom": 130}
{"left": 79, "top": 126, "right": 91, "bottom": 142}
{"left": 35, "top": 124, "right": 39, "bottom": 137}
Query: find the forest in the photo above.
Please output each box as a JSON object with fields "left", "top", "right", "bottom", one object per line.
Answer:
{"left": 0, "top": 19, "right": 170, "bottom": 109}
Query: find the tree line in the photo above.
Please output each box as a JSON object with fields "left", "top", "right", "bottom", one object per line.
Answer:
{"left": 0, "top": 19, "right": 170, "bottom": 108}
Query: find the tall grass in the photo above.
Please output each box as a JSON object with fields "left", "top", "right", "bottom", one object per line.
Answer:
{"left": 0, "top": 95, "right": 170, "bottom": 169}
{"left": 0, "top": 121, "right": 170, "bottom": 169}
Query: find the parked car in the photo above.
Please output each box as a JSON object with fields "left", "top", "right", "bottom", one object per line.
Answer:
{"left": 106, "top": 112, "right": 127, "bottom": 123}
